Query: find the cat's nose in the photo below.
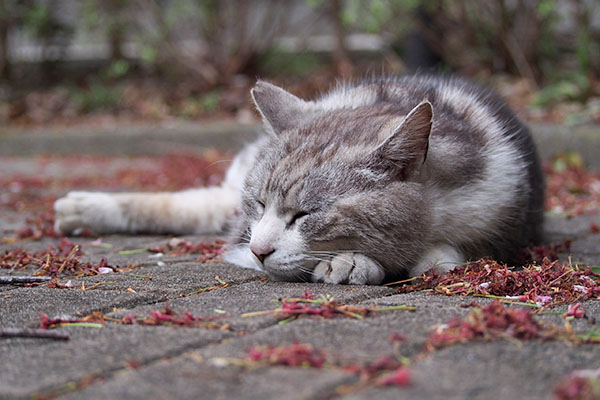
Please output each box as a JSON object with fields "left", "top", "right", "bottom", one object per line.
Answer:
{"left": 250, "top": 244, "right": 275, "bottom": 263}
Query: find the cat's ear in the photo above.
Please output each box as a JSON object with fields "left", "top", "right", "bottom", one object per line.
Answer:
{"left": 251, "top": 81, "right": 311, "bottom": 133}
{"left": 372, "top": 100, "right": 433, "bottom": 178}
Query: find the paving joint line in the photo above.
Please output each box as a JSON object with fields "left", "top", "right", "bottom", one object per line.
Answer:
{"left": 29, "top": 333, "right": 238, "bottom": 400}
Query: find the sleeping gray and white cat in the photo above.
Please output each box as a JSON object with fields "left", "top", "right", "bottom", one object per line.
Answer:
{"left": 54, "top": 75, "right": 544, "bottom": 285}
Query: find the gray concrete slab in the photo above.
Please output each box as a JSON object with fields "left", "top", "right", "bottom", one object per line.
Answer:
{"left": 67, "top": 261, "right": 265, "bottom": 297}
{"left": 0, "top": 121, "right": 262, "bottom": 156}
{"left": 44, "top": 297, "right": 600, "bottom": 400}
{"left": 569, "top": 234, "right": 600, "bottom": 255}
{"left": 343, "top": 342, "right": 600, "bottom": 400}
{"left": 58, "top": 360, "right": 355, "bottom": 400}
{"left": 0, "top": 287, "right": 163, "bottom": 328}
{"left": 2, "top": 325, "right": 233, "bottom": 399}
{"left": 105, "top": 280, "right": 397, "bottom": 333}
{"left": 544, "top": 214, "right": 600, "bottom": 242}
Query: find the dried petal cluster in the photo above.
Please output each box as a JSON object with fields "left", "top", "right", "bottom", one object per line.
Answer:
{"left": 15, "top": 210, "right": 60, "bottom": 239}
{"left": 0, "top": 238, "right": 114, "bottom": 277}
{"left": 246, "top": 344, "right": 411, "bottom": 387}
{"left": 426, "top": 301, "right": 600, "bottom": 351}
{"left": 121, "top": 306, "right": 227, "bottom": 329}
{"left": 522, "top": 240, "right": 571, "bottom": 265}
{"left": 40, "top": 307, "right": 228, "bottom": 330}
{"left": 397, "top": 258, "right": 600, "bottom": 308}
{"left": 39, "top": 311, "right": 105, "bottom": 329}
{"left": 242, "top": 293, "right": 414, "bottom": 321}
{"left": 247, "top": 343, "right": 326, "bottom": 368}
{"left": 426, "top": 301, "right": 557, "bottom": 351}
{"left": 149, "top": 238, "right": 225, "bottom": 261}
{"left": 376, "top": 366, "right": 412, "bottom": 387}
{"left": 555, "top": 368, "right": 600, "bottom": 400}
{"left": 545, "top": 156, "right": 600, "bottom": 216}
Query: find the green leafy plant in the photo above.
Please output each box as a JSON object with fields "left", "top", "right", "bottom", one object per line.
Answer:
{"left": 70, "top": 82, "right": 122, "bottom": 112}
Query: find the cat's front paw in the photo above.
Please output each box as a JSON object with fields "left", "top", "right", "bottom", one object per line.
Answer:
{"left": 54, "top": 191, "right": 123, "bottom": 235}
{"left": 311, "top": 253, "right": 385, "bottom": 285}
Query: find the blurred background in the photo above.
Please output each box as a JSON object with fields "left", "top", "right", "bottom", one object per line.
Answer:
{"left": 0, "top": 0, "right": 599, "bottom": 128}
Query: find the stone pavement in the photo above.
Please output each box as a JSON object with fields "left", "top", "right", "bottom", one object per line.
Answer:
{"left": 1, "top": 122, "right": 600, "bottom": 400}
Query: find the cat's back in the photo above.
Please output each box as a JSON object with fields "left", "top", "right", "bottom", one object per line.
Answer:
{"left": 315, "top": 75, "right": 544, "bottom": 261}
{"left": 319, "top": 75, "right": 531, "bottom": 153}
{"left": 317, "top": 76, "right": 540, "bottom": 190}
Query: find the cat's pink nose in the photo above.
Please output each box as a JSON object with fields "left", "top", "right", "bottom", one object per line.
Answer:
{"left": 250, "top": 244, "right": 275, "bottom": 263}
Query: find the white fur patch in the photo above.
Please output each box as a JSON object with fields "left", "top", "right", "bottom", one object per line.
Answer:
{"left": 54, "top": 191, "right": 125, "bottom": 234}
{"left": 429, "top": 82, "right": 527, "bottom": 245}
{"left": 314, "top": 86, "right": 377, "bottom": 110}
{"left": 357, "top": 168, "right": 386, "bottom": 182}
{"left": 172, "top": 187, "right": 239, "bottom": 234}
{"left": 411, "top": 244, "right": 465, "bottom": 277}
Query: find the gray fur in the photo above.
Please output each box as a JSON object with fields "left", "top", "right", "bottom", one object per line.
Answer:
{"left": 230, "top": 75, "right": 544, "bottom": 282}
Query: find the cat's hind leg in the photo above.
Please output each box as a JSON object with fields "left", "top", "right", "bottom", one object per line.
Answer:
{"left": 410, "top": 244, "right": 464, "bottom": 277}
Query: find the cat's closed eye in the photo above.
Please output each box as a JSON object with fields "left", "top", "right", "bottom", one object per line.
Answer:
{"left": 288, "top": 211, "right": 309, "bottom": 227}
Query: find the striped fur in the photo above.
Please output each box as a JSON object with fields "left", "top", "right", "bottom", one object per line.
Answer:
{"left": 227, "top": 76, "right": 544, "bottom": 283}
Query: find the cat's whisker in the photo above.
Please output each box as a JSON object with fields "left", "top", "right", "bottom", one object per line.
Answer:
{"left": 304, "top": 253, "right": 360, "bottom": 268}
{"left": 296, "top": 266, "right": 317, "bottom": 278}
{"left": 295, "top": 268, "right": 312, "bottom": 282}
{"left": 222, "top": 243, "right": 250, "bottom": 250}
{"left": 237, "top": 233, "right": 252, "bottom": 242}
{"left": 307, "top": 250, "right": 362, "bottom": 256}
{"left": 298, "top": 255, "right": 328, "bottom": 264}
{"left": 299, "top": 254, "right": 363, "bottom": 271}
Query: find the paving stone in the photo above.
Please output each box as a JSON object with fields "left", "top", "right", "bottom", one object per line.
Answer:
{"left": 66, "top": 261, "right": 264, "bottom": 296}
{"left": 0, "top": 287, "right": 163, "bottom": 327}
{"left": 53, "top": 298, "right": 599, "bottom": 400}
{"left": 544, "top": 214, "right": 600, "bottom": 241}
{"left": 59, "top": 359, "right": 353, "bottom": 400}
{"left": 192, "top": 294, "right": 599, "bottom": 364}
{"left": 1, "top": 324, "right": 233, "bottom": 399}
{"left": 562, "top": 253, "right": 600, "bottom": 266}
{"left": 569, "top": 234, "right": 600, "bottom": 255}
{"left": 0, "top": 121, "right": 262, "bottom": 156}
{"left": 105, "top": 281, "right": 397, "bottom": 333}
{"left": 343, "top": 342, "right": 600, "bottom": 400}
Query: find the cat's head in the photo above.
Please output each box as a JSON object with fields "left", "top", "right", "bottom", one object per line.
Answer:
{"left": 238, "top": 81, "right": 432, "bottom": 281}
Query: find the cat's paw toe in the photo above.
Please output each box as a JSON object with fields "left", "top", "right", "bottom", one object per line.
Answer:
{"left": 311, "top": 253, "right": 384, "bottom": 285}
{"left": 54, "top": 195, "right": 82, "bottom": 234}
{"left": 312, "top": 253, "right": 354, "bottom": 284}
{"left": 347, "top": 254, "right": 385, "bottom": 284}
{"left": 54, "top": 192, "right": 121, "bottom": 235}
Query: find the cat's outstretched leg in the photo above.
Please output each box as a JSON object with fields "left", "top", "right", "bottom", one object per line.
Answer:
{"left": 410, "top": 244, "right": 464, "bottom": 277}
{"left": 54, "top": 141, "right": 260, "bottom": 235}
{"left": 54, "top": 187, "right": 239, "bottom": 235}
{"left": 311, "top": 253, "right": 385, "bottom": 285}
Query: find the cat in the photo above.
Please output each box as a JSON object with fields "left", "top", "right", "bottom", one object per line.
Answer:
{"left": 54, "top": 75, "right": 545, "bottom": 285}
